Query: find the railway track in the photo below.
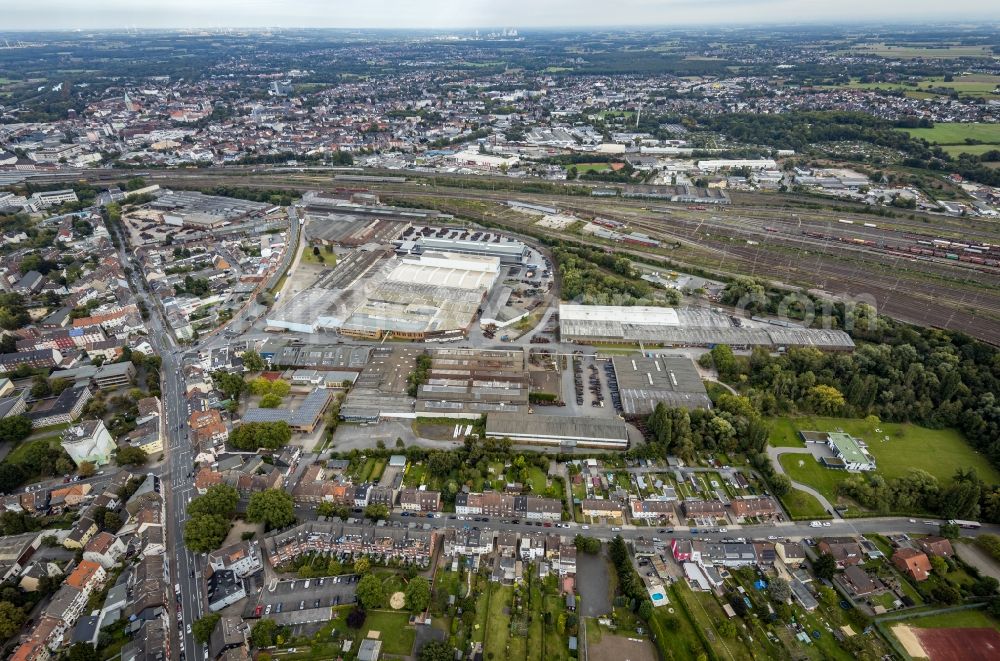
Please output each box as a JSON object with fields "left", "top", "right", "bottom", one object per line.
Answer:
{"left": 34, "top": 169, "right": 1000, "bottom": 345}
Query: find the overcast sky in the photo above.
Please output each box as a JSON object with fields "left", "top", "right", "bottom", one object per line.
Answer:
{"left": 2, "top": 0, "right": 997, "bottom": 30}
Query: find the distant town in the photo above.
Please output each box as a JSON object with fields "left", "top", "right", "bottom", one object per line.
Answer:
{"left": 0, "top": 22, "right": 999, "bottom": 661}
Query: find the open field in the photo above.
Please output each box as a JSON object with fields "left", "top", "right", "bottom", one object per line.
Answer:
{"left": 775, "top": 416, "right": 999, "bottom": 509}
{"left": 940, "top": 143, "right": 1000, "bottom": 157}
{"left": 574, "top": 163, "right": 611, "bottom": 173}
{"left": 897, "top": 122, "right": 1000, "bottom": 145}
{"left": 834, "top": 75, "right": 1000, "bottom": 98}
{"left": 780, "top": 486, "right": 831, "bottom": 519}
{"left": 363, "top": 610, "right": 415, "bottom": 656}
{"left": 846, "top": 43, "right": 995, "bottom": 59}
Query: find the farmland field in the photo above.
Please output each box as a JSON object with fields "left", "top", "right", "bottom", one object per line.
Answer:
{"left": 574, "top": 163, "right": 611, "bottom": 173}
{"left": 897, "top": 122, "right": 1000, "bottom": 146}
{"left": 846, "top": 43, "right": 995, "bottom": 59}
{"left": 940, "top": 143, "right": 1000, "bottom": 157}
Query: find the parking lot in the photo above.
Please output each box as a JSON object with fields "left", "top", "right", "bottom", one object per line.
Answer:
{"left": 243, "top": 574, "right": 358, "bottom": 619}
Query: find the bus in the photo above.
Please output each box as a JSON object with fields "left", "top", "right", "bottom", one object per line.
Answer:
{"left": 948, "top": 519, "right": 981, "bottom": 529}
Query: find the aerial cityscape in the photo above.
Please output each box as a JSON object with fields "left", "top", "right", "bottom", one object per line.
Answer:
{"left": 1, "top": 5, "right": 1000, "bottom": 661}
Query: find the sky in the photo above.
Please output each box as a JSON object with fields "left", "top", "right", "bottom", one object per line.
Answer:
{"left": 2, "top": 0, "right": 998, "bottom": 30}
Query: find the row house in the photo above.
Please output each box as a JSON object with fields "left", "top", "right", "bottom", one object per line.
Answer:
{"left": 9, "top": 615, "right": 63, "bottom": 661}
{"left": 729, "top": 497, "right": 780, "bottom": 521}
{"left": 630, "top": 499, "right": 675, "bottom": 520}
{"left": 194, "top": 468, "right": 224, "bottom": 495}
{"left": 189, "top": 409, "right": 229, "bottom": 446}
{"left": 682, "top": 500, "right": 728, "bottom": 519}
{"left": 398, "top": 488, "right": 441, "bottom": 513}
{"left": 83, "top": 531, "right": 127, "bottom": 569}
{"left": 443, "top": 528, "right": 492, "bottom": 558}
{"left": 457, "top": 491, "right": 562, "bottom": 521}
{"left": 580, "top": 499, "right": 624, "bottom": 519}
{"left": 263, "top": 521, "right": 437, "bottom": 567}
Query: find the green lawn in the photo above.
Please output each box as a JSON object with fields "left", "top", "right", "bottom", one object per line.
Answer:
{"left": 301, "top": 247, "right": 337, "bottom": 267}
{"left": 779, "top": 486, "right": 831, "bottom": 520}
{"left": 897, "top": 122, "right": 1000, "bottom": 145}
{"left": 363, "top": 610, "right": 415, "bottom": 656}
{"left": 772, "top": 416, "right": 1000, "bottom": 500}
{"left": 484, "top": 585, "right": 513, "bottom": 660}
{"left": 768, "top": 417, "right": 807, "bottom": 447}
{"left": 526, "top": 466, "right": 548, "bottom": 493}
{"left": 575, "top": 163, "right": 611, "bottom": 173}
{"left": 941, "top": 143, "right": 1000, "bottom": 157}
{"left": 906, "top": 608, "right": 1000, "bottom": 630}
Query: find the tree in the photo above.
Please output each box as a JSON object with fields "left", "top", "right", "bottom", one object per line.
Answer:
{"left": 813, "top": 553, "right": 837, "bottom": 581}
{"left": 246, "top": 490, "right": 296, "bottom": 530}
{"left": 241, "top": 350, "right": 266, "bottom": 373}
{"left": 189, "top": 484, "right": 240, "bottom": 518}
{"left": 768, "top": 577, "right": 791, "bottom": 603}
{"left": 0, "top": 601, "right": 25, "bottom": 639}
{"left": 211, "top": 371, "right": 246, "bottom": 401}
{"left": 250, "top": 619, "right": 279, "bottom": 648}
{"left": 419, "top": 640, "right": 455, "bottom": 661}
{"left": 116, "top": 445, "right": 148, "bottom": 466}
{"left": 270, "top": 379, "right": 290, "bottom": 398}
{"left": 0, "top": 416, "right": 32, "bottom": 443}
{"left": 356, "top": 573, "right": 385, "bottom": 609}
{"left": 805, "top": 385, "right": 846, "bottom": 415}
{"left": 364, "top": 503, "right": 389, "bottom": 521}
{"left": 353, "top": 557, "right": 371, "bottom": 574}
{"left": 929, "top": 555, "right": 948, "bottom": 575}
{"left": 67, "top": 643, "right": 99, "bottom": 661}
{"left": 227, "top": 421, "right": 291, "bottom": 451}
{"left": 638, "top": 600, "right": 653, "bottom": 620}
{"left": 346, "top": 607, "right": 367, "bottom": 629}
{"left": 405, "top": 577, "right": 431, "bottom": 612}
{"left": 78, "top": 461, "right": 96, "bottom": 477}
{"left": 56, "top": 457, "right": 75, "bottom": 475}
{"left": 31, "top": 375, "right": 51, "bottom": 399}
{"left": 184, "top": 514, "right": 231, "bottom": 552}
{"left": 939, "top": 522, "right": 960, "bottom": 539}
{"left": 769, "top": 473, "right": 792, "bottom": 498}
{"left": 193, "top": 613, "right": 221, "bottom": 643}
{"left": 259, "top": 393, "right": 282, "bottom": 408}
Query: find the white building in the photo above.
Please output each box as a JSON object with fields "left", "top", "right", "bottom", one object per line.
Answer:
{"left": 60, "top": 420, "right": 116, "bottom": 467}
{"left": 207, "top": 541, "right": 264, "bottom": 579}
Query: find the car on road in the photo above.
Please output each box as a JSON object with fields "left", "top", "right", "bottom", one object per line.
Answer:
{"left": 299, "top": 600, "right": 305, "bottom": 610}
{"left": 822, "top": 522, "right": 831, "bottom": 527}
{"left": 767, "top": 535, "right": 778, "bottom": 540}
{"left": 254, "top": 605, "right": 262, "bottom": 617}
{"left": 186, "top": 624, "right": 192, "bottom": 635}
{"left": 809, "top": 521, "right": 822, "bottom": 528}
{"left": 265, "top": 605, "right": 272, "bottom": 615}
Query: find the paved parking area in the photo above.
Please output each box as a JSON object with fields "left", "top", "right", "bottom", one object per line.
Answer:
{"left": 576, "top": 550, "right": 612, "bottom": 618}
{"left": 243, "top": 575, "right": 358, "bottom": 618}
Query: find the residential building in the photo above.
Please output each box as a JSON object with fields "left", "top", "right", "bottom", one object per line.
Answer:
{"left": 207, "top": 569, "right": 246, "bottom": 612}
{"left": 208, "top": 541, "right": 263, "bottom": 579}
{"left": 84, "top": 532, "right": 127, "bottom": 569}
{"left": 917, "top": 536, "right": 954, "bottom": 558}
{"left": 398, "top": 488, "right": 441, "bottom": 513}
{"left": 816, "top": 537, "right": 864, "bottom": 567}
{"left": 893, "top": 548, "right": 932, "bottom": 582}
{"left": 60, "top": 420, "right": 116, "bottom": 467}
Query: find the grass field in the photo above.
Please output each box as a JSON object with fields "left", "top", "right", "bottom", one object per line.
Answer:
{"left": 574, "top": 163, "right": 611, "bottom": 173}
{"left": 780, "top": 486, "right": 832, "bottom": 519}
{"left": 363, "top": 610, "right": 415, "bottom": 655}
{"left": 300, "top": 247, "right": 336, "bottom": 267}
{"left": 897, "top": 122, "right": 1000, "bottom": 146}
{"left": 775, "top": 416, "right": 999, "bottom": 510}
{"left": 906, "top": 608, "right": 1000, "bottom": 629}
{"left": 484, "top": 585, "right": 513, "bottom": 660}
{"left": 768, "top": 417, "right": 807, "bottom": 447}
{"left": 846, "top": 43, "right": 995, "bottom": 59}
{"left": 940, "top": 143, "right": 1000, "bottom": 157}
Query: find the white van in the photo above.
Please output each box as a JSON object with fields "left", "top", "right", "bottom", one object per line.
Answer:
{"left": 303, "top": 580, "right": 310, "bottom": 588}
{"left": 809, "top": 521, "right": 822, "bottom": 528}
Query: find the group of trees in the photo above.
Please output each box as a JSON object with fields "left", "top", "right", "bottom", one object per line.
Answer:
{"left": 248, "top": 377, "right": 290, "bottom": 409}
{"left": 406, "top": 353, "right": 432, "bottom": 397}
{"left": 839, "top": 467, "right": 983, "bottom": 518}
{"left": 245, "top": 489, "right": 296, "bottom": 531}
{"left": 609, "top": 536, "right": 655, "bottom": 622}
{"left": 707, "top": 282, "right": 1000, "bottom": 520}
{"left": 184, "top": 484, "right": 239, "bottom": 552}
{"left": 552, "top": 245, "right": 670, "bottom": 306}
{"left": 355, "top": 573, "right": 431, "bottom": 613}
{"left": 228, "top": 421, "right": 292, "bottom": 451}
{"left": 645, "top": 392, "right": 770, "bottom": 463}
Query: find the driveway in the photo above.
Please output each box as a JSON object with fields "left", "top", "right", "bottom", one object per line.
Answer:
{"left": 766, "top": 446, "right": 838, "bottom": 516}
